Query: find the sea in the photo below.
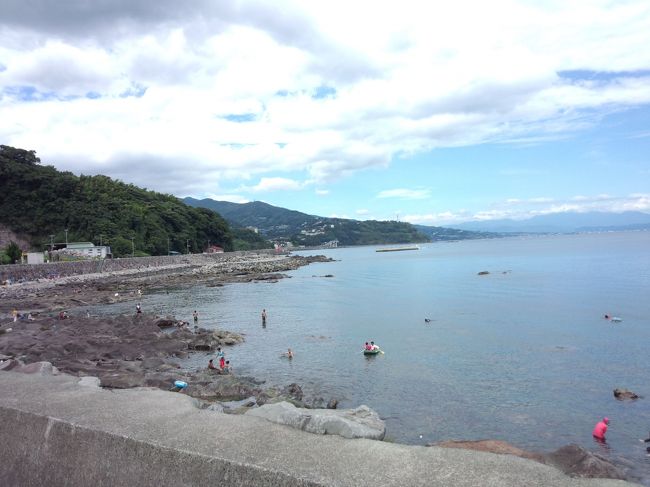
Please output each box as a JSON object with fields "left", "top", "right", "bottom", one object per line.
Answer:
{"left": 100, "top": 231, "right": 650, "bottom": 483}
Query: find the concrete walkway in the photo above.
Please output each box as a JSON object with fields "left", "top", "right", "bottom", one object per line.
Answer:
{"left": 0, "top": 372, "right": 636, "bottom": 487}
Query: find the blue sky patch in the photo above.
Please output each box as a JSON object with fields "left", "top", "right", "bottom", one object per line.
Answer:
{"left": 119, "top": 84, "right": 147, "bottom": 98}
{"left": 312, "top": 85, "right": 336, "bottom": 99}
{"left": 223, "top": 113, "right": 257, "bottom": 122}
{"left": 3, "top": 85, "right": 59, "bottom": 102}
{"left": 558, "top": 69, "right": 650, "bottom": 81}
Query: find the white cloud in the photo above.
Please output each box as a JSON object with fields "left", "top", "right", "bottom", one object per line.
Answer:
{"left": 377, "top": 188, "right": 431, "bottom": 200}
{"left": 1, "top": 1, "right": 650, "bottom": 195}
{"left": 315, "top": 189, "right": 329, "bottom": 195}
{"left": 407, "top": 193, "right": 650, "bottom": 225}
{"left": 243, "top": 177, "right": 304, "bottom": 192}
{"left": 203, "top": 194, "right": 250, "bottom": 204}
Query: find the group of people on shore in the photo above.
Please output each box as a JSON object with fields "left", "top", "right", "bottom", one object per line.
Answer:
{"left": 11, "top": 309, "right": 36, "bottom": 322}
{"left": 208, "top": 346, "right": 231, "bottom": 373}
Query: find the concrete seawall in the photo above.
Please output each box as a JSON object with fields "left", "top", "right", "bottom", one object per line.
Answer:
{"left": 0, "top": 372, "right": 634, "bottom": 486}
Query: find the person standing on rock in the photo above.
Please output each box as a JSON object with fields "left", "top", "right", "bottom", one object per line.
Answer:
{"left": 215, "top": 346, "right": 224, "bottom": 363}
{"left": 261, "top": 309, "right": 267, "bottom": 326}
{"left": 593, "top": 417, "right": 609, "bottom": 441}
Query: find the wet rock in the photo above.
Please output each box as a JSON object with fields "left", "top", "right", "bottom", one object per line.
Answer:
{"left": 613, "top": 388, "right": 640, "bottom": 400}
{"left": 282, "top": 383, "right": 303, "bottom": 401}
{"left": 544, "top": 444, "right": 626, "bottom": 480}
{"left": 327, "top": 398, "right": 339, "bottom": 409}
{"left": 153, "top": 317, "right": 176, "bottom": 328}
{"left": 185, "top": 374, "right": 264, "bottom": 402}
{"left": 246, "top": 401, "right": 386, "bottom": 440}
{"left": 0, "top": 358, "right": 21, "bottom": 371}
{"left": 141, "top": 357, "right": 165, "bottom": 369}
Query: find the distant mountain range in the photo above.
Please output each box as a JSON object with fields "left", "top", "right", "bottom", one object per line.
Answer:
{"left": 183, "top": 198, "right": 496, "bottom": 246}
{"left": 451, "top": 211, "right": 650, "bottom": 233}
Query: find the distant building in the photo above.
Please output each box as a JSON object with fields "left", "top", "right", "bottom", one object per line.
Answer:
{"left": 26, "top": 252, "right": 45, "bottom": 264}
{"left": 206, "top": 245, "right": 224, "bottom": 254}
{"left": 57, "top": 242, "right": 111, "bottom": 259}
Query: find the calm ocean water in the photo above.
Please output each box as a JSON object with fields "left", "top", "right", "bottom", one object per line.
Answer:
{"left": 103, "top": 232, "right": 650, "bottom": 482}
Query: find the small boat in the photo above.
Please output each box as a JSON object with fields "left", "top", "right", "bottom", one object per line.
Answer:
{"left": 363, "top": 348, "right": 381, "bottom": 355}
{"left": 611, "top": 317, "right": 623, "bottom": 323}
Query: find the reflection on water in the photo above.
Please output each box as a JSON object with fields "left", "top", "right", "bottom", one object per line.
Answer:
{"left": 91, "top": 232, "right": 650, "bottom": 484}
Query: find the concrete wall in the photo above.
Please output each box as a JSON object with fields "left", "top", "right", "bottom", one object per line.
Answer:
{"left": 0, "top": 372, "right": 631, "bottom": 487}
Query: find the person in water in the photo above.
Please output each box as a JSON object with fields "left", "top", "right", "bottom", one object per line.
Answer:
{"left": 283, "top": 348, "right": 293, "bottom": 359}
{"left": 208, "top": 359, "right": 217, "bottom": 370}
{"left": 593, "top": 417, "right": 609, "bottom": 441}
{"left": 370, "top": 341, "right": 378, "bottom": 350}
{"left": 136, "top": 303, "right": 142, "bottom": 314}
{"left": 219, "top": 354, "right": 226, "bottom": 369}
{"left": 193, "top": 310, "right": 198, "bottom": 323}
{"left": 261, "top": 309, "right": 267, "bottom": 325}
{"left": 364, "top": 342, "right": 372, "bottom": 350}
{"left": 223, "top": 360, "right": 232, "bottom": 373}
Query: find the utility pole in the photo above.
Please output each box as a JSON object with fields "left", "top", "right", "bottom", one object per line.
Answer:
{"left": 64, "top": 228, "right": 69, "bottom": 245}
{"left": 99, "top": 234, "right": 103, "bottom": 247}
{"left": 49, "top": 235, "right": 54, "bottom": 251}
{"left": 167, "top": 237, "right": 170, "bottom": 255}
{"left": 131, "top": 236, "right": 135, "bottom": 257}
{"left": 186, "top": 239, "right": 190, "bottom": 254}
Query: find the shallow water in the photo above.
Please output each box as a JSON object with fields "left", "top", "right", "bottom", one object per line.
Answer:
{"left": 98, "top": 232, "right": 650, "bottom": 483}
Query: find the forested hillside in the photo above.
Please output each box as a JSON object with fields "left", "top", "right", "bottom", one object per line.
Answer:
{"left": 184, "top": 198, "right": 431, "bottom": 246}
{"left": 0, "top": 145, "right": 235, "bottom": 257}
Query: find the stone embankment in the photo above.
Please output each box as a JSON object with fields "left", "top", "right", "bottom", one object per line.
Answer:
{"left": 0, "top": 372, "right": 635, "bottom": 487}
{"left": 0, "top": 249, "right": 280, "bottom": 285}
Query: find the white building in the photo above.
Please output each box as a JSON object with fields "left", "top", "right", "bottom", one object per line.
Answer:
{"left": 64, "top": 242, "right": 112, "bottom": 259}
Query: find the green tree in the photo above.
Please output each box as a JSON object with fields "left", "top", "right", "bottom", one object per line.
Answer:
{"left": 4, "top": 241, "right": 22, "bottom": 264}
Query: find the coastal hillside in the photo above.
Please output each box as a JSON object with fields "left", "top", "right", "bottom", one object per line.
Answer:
{"left": 184, "top": 197, "right": 498, "bottom": 246}
{"left": 184, "top": 197, "right": 431, "bottom": 246}
{"left": 0, "top": 145, "right": 236, "bottom": 257}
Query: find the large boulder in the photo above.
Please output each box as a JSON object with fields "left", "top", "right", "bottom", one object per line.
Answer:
{"left": 544, "top": 444, "right": 626, "bottom": 480}
{"left": 185, "top": 374, "right": 263, "bottom": 402}
{"left": 97, "top": 371, "right": 145, "bottom": 389}
{"left": 246, "top": 401, "right": 386, "bottom": 440}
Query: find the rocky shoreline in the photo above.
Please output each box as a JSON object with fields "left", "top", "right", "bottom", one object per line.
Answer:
{"left": 0, "top": 251, "right": 632, "bottom": 481}
{"left": 0, "top": 253, "right": 334, "bottom": 410}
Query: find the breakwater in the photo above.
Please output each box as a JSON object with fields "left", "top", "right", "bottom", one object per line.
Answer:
{"left": 0, "top": 372, "right": 631, "bottom": 487}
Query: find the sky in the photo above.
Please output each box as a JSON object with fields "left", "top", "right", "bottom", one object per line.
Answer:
{"left": 1, "top": 0, "right": 649, "bottom": 225}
